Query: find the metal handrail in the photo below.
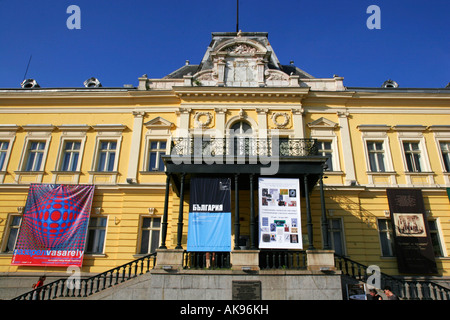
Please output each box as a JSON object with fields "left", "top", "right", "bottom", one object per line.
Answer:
{"left": 12, "top": 252, "right": 157, "bottom": 300}
{"left": 335, "top": 254, "right": 450, "bottom": 300}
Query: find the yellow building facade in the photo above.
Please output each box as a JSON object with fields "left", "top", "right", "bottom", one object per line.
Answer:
{"left": 1, "top": 32, "right": 450, "bottom": 299}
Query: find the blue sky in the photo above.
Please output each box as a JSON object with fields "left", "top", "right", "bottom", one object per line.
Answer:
{"left": 0, "top": 0, "right": 448, "bottom": 89}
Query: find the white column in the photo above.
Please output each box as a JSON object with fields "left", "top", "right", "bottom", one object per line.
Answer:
{"left": 126, "top": 111, "right": 145, "bottom": 183}
{"left": 291, "top": 108, "right": 305, "bottom": 138}
{"left": 214, "top": 108, "right": 227, "bottom": 138}
{"left": 256, "top": 108, "right": 268, "bottom": 138}
{"left": 337, "top": 110, "right": 356, "bottom": 185}
{"left": 176, "top": 108, "right": 191, "bottom": 136}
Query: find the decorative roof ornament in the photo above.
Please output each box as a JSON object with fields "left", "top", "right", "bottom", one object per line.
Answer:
{"left": 382, "top": 79, "right": 399, "bottom": 88}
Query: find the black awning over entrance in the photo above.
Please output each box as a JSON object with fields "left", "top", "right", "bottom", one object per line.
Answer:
{"left": 165, "top": 156, "right": 326, "bottom": 196}
{"left": 159, "top": 152, "right": 331, "bottom": 252}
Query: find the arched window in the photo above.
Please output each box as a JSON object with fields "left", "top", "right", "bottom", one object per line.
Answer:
{"left": 230, "top": 121, "right": 253, "bottom": 156}
{"left": 230, "top": 121, "right": 252, "bottom": 135}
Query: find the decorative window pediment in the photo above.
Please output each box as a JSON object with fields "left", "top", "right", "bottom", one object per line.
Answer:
{"left": 144, "top": 117, "right": 174, "bottom": 129}
{"left": 308, "top": 117, "right": 338, "bottom": 130}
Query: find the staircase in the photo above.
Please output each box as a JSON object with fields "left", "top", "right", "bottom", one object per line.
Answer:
{"left": 12, "top": 251, "right": 450, "bottom": 300}
{"left": 12, "top": 253, "right": 157, "bottom": 300}
{"left": 335, "top": 254, "right": 450, "bottom": 300}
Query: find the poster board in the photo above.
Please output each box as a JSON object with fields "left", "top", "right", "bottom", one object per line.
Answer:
{"left": 386, "top": 188, "right": 437, "bottom": 274}
{"left": 258, "top": 178, "right": 302, "bottom": 249}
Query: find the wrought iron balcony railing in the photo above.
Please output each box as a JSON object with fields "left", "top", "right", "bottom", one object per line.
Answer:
{"left": 170, "top": 137, "right": 318, "bottom": 158}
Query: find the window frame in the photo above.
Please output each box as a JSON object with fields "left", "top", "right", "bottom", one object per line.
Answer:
{"left": 146, "top": 140, "right": 168, "bottom": 172}
{"left": 54, "top": 125, "right": 89, "bottom": 173}
{"left": 438, "top": 141, "right": 450, "bottom": 172}
{"left": 142, "top": 118, "right": 173, "bottom": 176}
{"left": 138, "top": 215, "right": 162, "bottom": 255}
{"left": 326, "top": 217, "right": 346, "bottom": 256}
{"left": 358, "top": 125, "right": 397, "bottom": 186}
{"left": 16, "top": 125, "right": 54, "bottom": 183}
{"left": 317, "top": 140, "right": 334, "bottom": 171}
{"left": 395, "top": 125, "right": 433, "bottom": 186}
{"left": 366, "top": 141, "right": 386, "bottom": 172}
{"left": 60, "top": 140, "right": 82, "bottom": 172}
{"left": 428, "top": 218, "right": 446, "bottom": 257}
{"left": 1, "top": 213, "right": 22, "bottom": 253}
{"left": 308, "top": 118, "right": 341, "bottom": 172}
{"left": 0, "top": 139, "right": 13, "bottom": 172}
{"left": 395, "top": 126, "right": 431, "bottom": 173}
{"left": 95, "top": 140, "right": 118, "bottom": 172}
{"left": 85, "top": 216, "right": 108, "bottom": 255}
{"left": 89, "top": 125, "right": 125, "bottom": 184}
{"left": 429, "top": 126, "right": 450, "bottom": 185}
{"left": 0, "top": 125, "right": 18, "bottom": 183}
{"left": 377, "top": 218, "right": 396, "bottom": 257}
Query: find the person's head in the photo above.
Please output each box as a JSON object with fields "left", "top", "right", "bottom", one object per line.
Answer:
{"left": 383, "top": 286, "right": 393, "bottom": 296}
{"left": 369, "top": 289, "right": 378, "bottom": 296}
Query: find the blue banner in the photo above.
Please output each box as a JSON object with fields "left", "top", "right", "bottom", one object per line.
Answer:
{"left": 187, "top": 177, "right": 231, "bottom": 252}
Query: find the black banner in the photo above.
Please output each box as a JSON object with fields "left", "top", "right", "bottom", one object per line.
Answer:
{"left": 386, "top": 189, "right": 437, "bottom": 274}
{"left": 189, "top": 178, "right": 231, "bottom": 213}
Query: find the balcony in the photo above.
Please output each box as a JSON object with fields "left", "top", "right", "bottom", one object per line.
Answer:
{"left": 170, "top": 137, "right": 319, "bottom": 159}
{"left": 163, "top": 136, "right": 327, "bottom": 197}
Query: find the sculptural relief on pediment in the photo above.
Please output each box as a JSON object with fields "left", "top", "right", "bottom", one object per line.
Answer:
{"left": 192, "top": 36, "right": 291, "bottom": 88}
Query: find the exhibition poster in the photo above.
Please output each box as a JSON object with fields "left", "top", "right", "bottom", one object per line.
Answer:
{"left": 386, "top": 188, "right": 437, "bottom": 274}
{"left": 258, "top": 177, "right": 302, "bottom": 249}
{"left": 11, "top": 184, "right": 94, "bottom": 267}
{"left": 187, "top": 177, "right": 231, "bottom": 252}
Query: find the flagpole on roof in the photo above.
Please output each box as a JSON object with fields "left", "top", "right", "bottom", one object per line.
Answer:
{"left": 236, "top": 0, "right": 239, "bottom": 32}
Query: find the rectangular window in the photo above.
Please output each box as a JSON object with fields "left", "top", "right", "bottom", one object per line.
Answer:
{"left": 148, "top": 141, "right": 166, "bottom": 172}
{"left": 3, "top": 215, "right": 22, "bottom": 253}
{"left": 25, "top": 141, "right": 46, "bottom": 171}
{"left": 327, "top": 218, "right": 345, "bottom": 256}
{"left": 403, "top": 142, "right": 422, "bottom": 172}
{"left": 318, "top": 141, "right": 333, "bottom": 171}
{"left": 378, "top": 219, "right": 395, "bottom": 257}
{"left": 428, "top": 220, "right": 444, "bottom": 257}
{"left": 367, "top": 141, "right": 386, "bottom": 172}
{"left": 139, "top": 217, "right": 161, "bottom": 254}
{"left": 61, "top": 141, "right": 81, "bottom": 171}
{"left": 97, "top": 141, "right": 117, "bottom": 172}
{"left": 85, "top": 217, "right": 107, "bottom": 254}
{"left": 0, "top": 141, "right": 9, "bottom": 170}
{"left": 439, "top": 142, "right": 450, "bottom": 172}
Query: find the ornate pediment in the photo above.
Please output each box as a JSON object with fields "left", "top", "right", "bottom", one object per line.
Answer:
{"left": 144, "top": 117, "right": 174, "bottom": 129}
{"left": 214, "top": 38, "right": 268, "bottom": 57}
{"left": 308, "top": 117, "right": 338, "bottom": 129}
{"left": 187, "top": 32, "right": 301, "bottom": 88}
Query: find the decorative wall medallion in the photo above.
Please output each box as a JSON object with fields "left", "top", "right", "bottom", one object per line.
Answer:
{"left": 271, "top": 112, "right": 290, "bottom": 128}
{"left": 194, "top": 112, "right": 213, "bottom": 128}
